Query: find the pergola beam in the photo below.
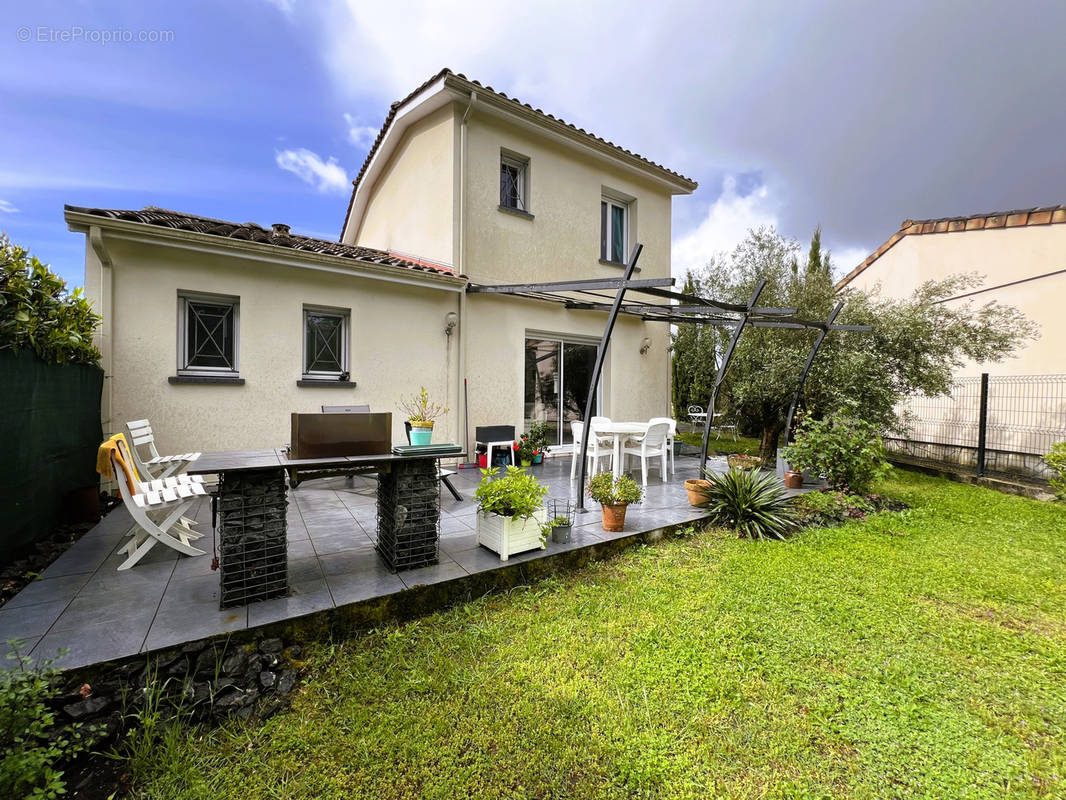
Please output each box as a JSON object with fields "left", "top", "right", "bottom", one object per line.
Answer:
{"left": 467, "top": 275, "right": 674, "bottom": 295}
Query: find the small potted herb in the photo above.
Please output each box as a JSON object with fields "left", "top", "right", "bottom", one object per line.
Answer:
{"left": 400, "top": 386, "right": 448, "bottom": 446}
{"left": 587, "top": 472, "right": 644, "bottom": 532}
{"left": 547, "top": 498, "right": 574, "bottom": 543}
{"left": 474, "top": 466, "right": 548, "bottom": 560}
{"left": 527, "top": 421, "right": 551, "bottom": 464}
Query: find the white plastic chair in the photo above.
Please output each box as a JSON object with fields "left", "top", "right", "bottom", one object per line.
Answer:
{"left": 620, "top": 421, "right": 671, "bottom": 486}
{"left": 124, "top": 419, "right": 201, "bottom": 479}
{"left": 649, "top": 417, "right": 677, "bottom": 475}
{"left": 570, "top": 421, "right": 613, "bottom": 480}
{"left": 109, "top": 439, "right": 207, "bottom": 570}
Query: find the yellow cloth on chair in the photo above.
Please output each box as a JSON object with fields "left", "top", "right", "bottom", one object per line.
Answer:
{"left": 96, "top": 433, "right": 140, "bottom": 495}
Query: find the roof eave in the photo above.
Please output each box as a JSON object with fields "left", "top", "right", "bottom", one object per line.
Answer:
{"left": 65, "top": 209, "right": 467, "bottom": 292}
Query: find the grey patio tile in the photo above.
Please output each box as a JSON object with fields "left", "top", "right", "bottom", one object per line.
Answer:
{"left": 311, "top": 529, "right": 373, "bottom": 556}
{"left": 288, "top": 556, "right": 324, "bottom": 584}
{"left": 79, "top": 558, "right": 176, "bottom": 599}
{"left": 170, "top": 552, "right": 217, "bottom": 581}
{"left": 439, "top": 532, "right": 480, "bottom": 555}
{"left": 248, "top": 578, "right": 334, "bottom": 627}
{"left": 0, "top": 600, "right": 70, "bottom": 639}
{"left": 50, "top": 587, "right": 163, "bottom": 633}
{"left": 440, "top": 516, "right": 473, "bottom": 534}
{"left": 286, "top": 538, "right": 318, "bottom": 561}
{"left": 144, "top": 585, "right": 248, "bottom": 652}
{"left": 325, "top": 569, "right": 404, "bottom": 607}
{"left": 34, "top": 617, "right": 151, "bottom": 671}
{"left": 399, "top": 559, "right": 468, "bottom": 589}
{"left": 40, "top": 534, "right": 120, "bottom": 579}
{"left": 4, "top": 574, "right": 92, "bottom": 610}
{"left": 317, "top": 548, "right": 385, "bottom": 577}
{"left": 449, "top": 546, "right": 519, "bottom": 575}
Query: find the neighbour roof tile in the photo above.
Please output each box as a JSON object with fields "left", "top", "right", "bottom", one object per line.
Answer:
{"left": 837, "top": 204, "right": 1066, "bottom": 289}
{"left": 65, "top": 206, "right": 458, "bottom": 277}
{"left": 341, "top": 67, "right": 698, "bottom": 238}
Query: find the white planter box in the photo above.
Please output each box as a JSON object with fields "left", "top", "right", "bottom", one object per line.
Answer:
{"left": 476, "top": 509, "right": 547, "bottom": 561}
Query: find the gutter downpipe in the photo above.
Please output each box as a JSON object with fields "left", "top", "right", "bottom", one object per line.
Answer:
{"left": 458, "top": 91, "right": 476, "bottom": 460}
{"left": 88, "top": 225, "right": 114, "bottom": 438}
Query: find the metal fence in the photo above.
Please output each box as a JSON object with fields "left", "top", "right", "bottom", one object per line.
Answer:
{"left": 886, "top": 374, "right": 1066, "bottom": 483}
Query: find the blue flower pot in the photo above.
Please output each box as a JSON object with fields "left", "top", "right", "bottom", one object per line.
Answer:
{"left": 410, "top": 426, "right": 433, "bottom": 446}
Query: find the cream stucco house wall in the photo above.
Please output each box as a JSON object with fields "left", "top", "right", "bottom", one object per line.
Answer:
{"left": 838, "top": 206, "right": 1066, "bottom": 376}
{"left": 68, "top": 69, "right": 696, "bottom": 458}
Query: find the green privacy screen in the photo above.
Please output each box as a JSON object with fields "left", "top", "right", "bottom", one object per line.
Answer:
{"left": 0, "top": 349, "right": 103, "bottom": 554}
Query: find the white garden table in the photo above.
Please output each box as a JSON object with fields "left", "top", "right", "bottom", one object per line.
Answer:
{"left": 592, "top": 421, "right": 650, "bottom": 478}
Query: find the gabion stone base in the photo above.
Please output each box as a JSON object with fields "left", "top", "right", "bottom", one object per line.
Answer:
{"left": 217, "top": 469, "right": 288, "bottom": 608}
{"left": 376, "top": 459, "right": 440, "bottom": 571}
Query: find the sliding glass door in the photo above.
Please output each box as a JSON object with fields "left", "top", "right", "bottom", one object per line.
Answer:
{"left": 524, "top": 336, "right": 600, "bottom": 446}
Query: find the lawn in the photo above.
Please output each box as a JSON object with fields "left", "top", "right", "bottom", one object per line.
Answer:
{"left": 677, "top": 429, "right": 762, "bottom": 457}
{"left": 134, "top": 471, "right": 1066, "bottom": 799}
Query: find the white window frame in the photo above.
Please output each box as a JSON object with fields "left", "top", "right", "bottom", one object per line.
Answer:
{"left": 177, "top": 291, "right": 240, "bottom": 377}
{"left": 600, "top": 195, "right": 629, "bottom": 263}
{"left": 302, "top": 305, "right": 350, "bottom": 379}
{"left": 500, "top": 151, "right": 529, "bottom": 212}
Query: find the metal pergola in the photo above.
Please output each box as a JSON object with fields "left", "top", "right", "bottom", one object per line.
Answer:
{"left": 467, "top": 244, "right": 871, "bottom": 510}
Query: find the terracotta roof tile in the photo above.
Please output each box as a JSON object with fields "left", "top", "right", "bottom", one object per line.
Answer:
{"left": 837, "top": 204, "right": 1066, "bottom": 289}
{"left": 65, "top": 206, "right": 459, "bottom": 277}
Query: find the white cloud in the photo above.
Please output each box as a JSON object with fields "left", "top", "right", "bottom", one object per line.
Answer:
{"left": 264, "top": 0, "right": 295, "bottom": 16}
{"left": 827, "top": 245, "right": 872, "bottom": 279}
{"left": 0, "top": 199, "right": 19, "bottom": 213}
{"left": 671, "top": 176, "right": 779, "bottom": 279}
{"left": 343, "top": 113, "right": 378, "bottom": 150}
{"left": 274, "top": 148, "right": 349, "bottom": 193}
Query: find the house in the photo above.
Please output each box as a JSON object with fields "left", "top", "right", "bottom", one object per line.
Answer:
{"left": 837, "top": 205, "right": 1066, "bottom": 376}
{"left": 66, "top": 69, "right": 697, "bottom": 457}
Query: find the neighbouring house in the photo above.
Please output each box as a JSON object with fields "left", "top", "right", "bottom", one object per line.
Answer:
{"left": 837, "top": 205, "right": 1065, "bottom": 376}
{"left": 66, "top": 69, "right": 697, "bottom": 457}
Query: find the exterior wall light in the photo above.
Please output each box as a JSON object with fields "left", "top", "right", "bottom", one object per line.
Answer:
{"left": 639, "top": 337, "right": 651, "bottom": 355}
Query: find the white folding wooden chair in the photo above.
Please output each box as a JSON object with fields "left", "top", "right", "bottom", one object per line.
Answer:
{"left": 124, "top": 419, "right": 201, "bottom": 479}
{"left": 570, "top": 421, "right": 613, "bottom": 480}
{"left": 620, "top": 421, "right": 671, "bottom": 486}
{"left": 109, "top": 439, "right": 208, "bottom": 570}
{"left": 649, "top": 417, "right": 677, "bottom": 475}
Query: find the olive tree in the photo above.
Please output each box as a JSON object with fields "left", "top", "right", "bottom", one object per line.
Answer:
{"left": 674, "top": 226, "right": 1036, "bottom": 464}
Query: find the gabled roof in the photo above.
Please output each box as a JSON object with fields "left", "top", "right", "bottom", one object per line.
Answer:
{"left": 340, "top": 68, "right": 698, "bottom": 240}
{"left": 65, "top": 205, "right": 458, "bottom": 277}
{"left": 838, "top": 204, "right": 1066, "bottom": 288}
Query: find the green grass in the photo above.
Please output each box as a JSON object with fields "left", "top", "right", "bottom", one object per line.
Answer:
{"left": 134, "top": 472, "right": 1066, "bottom": 799}
{"left": 677, "top": 430, "right": 763, "bottom": 456}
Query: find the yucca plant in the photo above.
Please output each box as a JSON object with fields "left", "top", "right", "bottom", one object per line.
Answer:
{"left": 695, "top": 467, "right": 795, "bottom": 540}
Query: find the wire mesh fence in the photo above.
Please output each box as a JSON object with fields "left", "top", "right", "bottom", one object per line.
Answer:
{"left": 886, "top": 373, "right": 1066, "bottom": 484}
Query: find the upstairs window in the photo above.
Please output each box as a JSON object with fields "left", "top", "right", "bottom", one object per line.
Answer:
{"left": 178, "top": 292, "right": 239, "bottom": 376}
{"left": 499, "top": 152, "right": 529, "bottom": 212}
{"left": 303, "top": 306, "right": 349, "bottom": 379}
{"left": 600, "top": 197, "right": 629, "bottom": 263}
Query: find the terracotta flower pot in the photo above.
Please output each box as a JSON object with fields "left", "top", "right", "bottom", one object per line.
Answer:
{"left": 784, "top": 470, "right": 803, "bottom": 489}
{"left": 601, "top": 502, "right": 628, "bottom": 532}
{"left": 684, "top": 478, "right": 710, "bottom": 507}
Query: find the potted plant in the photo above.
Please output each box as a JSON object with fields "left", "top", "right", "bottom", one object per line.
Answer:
{"left": 527, "top": 421, "right": 550, "bottom": 464}
{"left": 547, "top": 498, "right": 574, "bottom": 543}
{"left": 514, "top": 436, "right": 537, "bottom": 467}
{"left": 400, "top": 386, "right": 448, "bottom": 446}
{"left": 474, "top": 466, "right": 548, "bottom": 561}
{"left": 684, "top": 477, "right": 711, "bottom": 506}
{"left": 587, "top": 472, "right": 644, "bottom": 532}
{"left": 783, "top": 463, "right": 804, "bottom": 489}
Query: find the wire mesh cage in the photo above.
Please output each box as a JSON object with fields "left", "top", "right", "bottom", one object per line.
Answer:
{"left": 548, "top": 498, "right": 574, "bottom": 543}
{"left": 376, "top": 460, "right": 440, "bottom": 571}
{"left": 217, "top": 470, "right": 289, "bottom": 609}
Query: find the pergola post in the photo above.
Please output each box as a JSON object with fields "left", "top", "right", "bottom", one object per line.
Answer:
{"left": 576, "top": 244, "right": 644, "bottom": 511}
{"left": 782, "top": 301, "right": 844, "bottom": 445}
{"left": 699, "top": 280, "right": 766, "bottom": 472}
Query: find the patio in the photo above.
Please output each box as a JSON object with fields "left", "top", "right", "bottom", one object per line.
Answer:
{"left": 0, "top": 453, "right": 802, "bottom": 672}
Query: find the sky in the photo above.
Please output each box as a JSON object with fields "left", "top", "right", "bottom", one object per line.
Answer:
{"left": 2, "top": 0, "right": 1065, "bottom": 288}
